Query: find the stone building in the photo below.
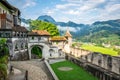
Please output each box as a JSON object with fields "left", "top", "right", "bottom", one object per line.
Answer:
{"left": 0, "top": 0, "right": 28, "bottom": 60}
{"left": 50, "top": 36, "right": 67, "bottom": 49}
{"left": 50, "top": 29, "right": 72, "bottom": 55}
{"left": 28, "top": 30, "right": 65, "bottom": 59}
{"left": 64, "top": 29, "right": 72, "bottom": 53}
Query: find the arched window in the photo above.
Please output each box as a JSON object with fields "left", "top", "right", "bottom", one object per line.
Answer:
{"left": 58, "top": 49, "right": 62, "bottom": 56}
{"left": 15, "top": 44, "right": 18, "bottom": 50}
{"left": 21, "top": 43, "right": 23, "bottom": 49}
{"left": 91, "top": 54, "right": 94, "bottom": 62}
{"left": 85, "top": 55, "right": 88, "bottom": 60}
{"left": 107, "top": 56, "right": 112, "bottom": 70}
{"left": 49, "top": 49, "right": 55, "bottom": 57}
{"left": 98, "top": 55, "right": 102, "bottom": 66}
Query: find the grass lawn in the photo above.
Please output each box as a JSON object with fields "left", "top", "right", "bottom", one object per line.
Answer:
{"left": 50, "top": 60, "right": 98, "bottom": 80}
{"left": 81, "top": 44, "right": 118, "bottom": 56}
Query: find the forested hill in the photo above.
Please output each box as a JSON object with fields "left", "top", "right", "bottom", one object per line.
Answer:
{"left": 21, "top": 16, "right": 120, "bottom": 46}
{"left": 80, "top": 19, "right": 120, "bottom": 46}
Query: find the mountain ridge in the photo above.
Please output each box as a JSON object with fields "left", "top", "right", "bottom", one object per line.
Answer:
{"left": 21, "top": 15, "right": 120, "bottom": 46}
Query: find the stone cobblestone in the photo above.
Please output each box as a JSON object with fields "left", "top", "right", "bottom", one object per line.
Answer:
{"left": 10, "top": 60, "right": 49, "bottom": 80}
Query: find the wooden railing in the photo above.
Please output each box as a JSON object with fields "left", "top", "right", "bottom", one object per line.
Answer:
{"left": 0, "top": 13, "right": 13, "bottom": 29}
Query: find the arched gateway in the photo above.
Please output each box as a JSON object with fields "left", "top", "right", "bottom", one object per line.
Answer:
{"left": 28, "top": 43, "right": 50, "bottom": 59}
{"left": 28, "top": 30, "right": 65, "bottom": 59}
{"left": 31, "top": 45, "right": 43, "bottom": 59}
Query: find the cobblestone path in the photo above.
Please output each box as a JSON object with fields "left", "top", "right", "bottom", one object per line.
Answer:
{"left": 9, "top": 60, "right": 54, "bottom": 80}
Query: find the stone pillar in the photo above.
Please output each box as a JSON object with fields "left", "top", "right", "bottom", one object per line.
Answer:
{"left": 28, "top": 45, "right": 31, "bottom": 60}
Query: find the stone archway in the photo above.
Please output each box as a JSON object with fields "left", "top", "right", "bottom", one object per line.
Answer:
{"left": 31, "top": 45, "right": 43, "bottom": 59}
{"left": 28, "top": 43, "right": 50, "bottom": 59}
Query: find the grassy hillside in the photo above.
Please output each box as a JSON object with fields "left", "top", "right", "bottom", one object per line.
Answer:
{"left": 81, "top": 44, "right": 118, "bottom": 56}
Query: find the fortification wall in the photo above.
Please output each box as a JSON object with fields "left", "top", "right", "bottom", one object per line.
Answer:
{"left": 66, "top": 47, "right": 120, "bottom": 80}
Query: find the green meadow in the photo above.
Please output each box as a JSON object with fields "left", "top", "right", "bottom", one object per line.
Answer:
{"left": 51, "top": 60, "right": 98, "bottom": 80}
{"left": 81, "top": 44, "right": 118, "bottom": 56}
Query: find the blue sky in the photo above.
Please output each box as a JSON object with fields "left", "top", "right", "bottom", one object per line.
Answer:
{"left": 7, "top": 0, "right": 120, "bottom": 24}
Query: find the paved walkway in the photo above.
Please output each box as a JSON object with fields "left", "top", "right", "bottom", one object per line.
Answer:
{"left": 8, "top": 60, "right": 54, "bottom": 80}
{"left": 8, "top": 67, "right": 25, "bottom": 80}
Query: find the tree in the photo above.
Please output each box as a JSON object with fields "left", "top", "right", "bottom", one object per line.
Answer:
{"left": 30, "top": 20, "right": 60, "bottom": 36}
{"left": 0, "top": 38, "right": 9, "bottom": 79}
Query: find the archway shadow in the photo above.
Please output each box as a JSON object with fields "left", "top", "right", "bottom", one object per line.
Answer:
{"left": 31, "top": 45, "right": 43, "bottom": 59}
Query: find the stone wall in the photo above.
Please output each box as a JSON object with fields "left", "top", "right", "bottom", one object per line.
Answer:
{"left": 66, "top": 47, "right": 120, "bottom": 80}
{"left": 11, "top": 50, "right": 29, "bottom": 61}
{"left": 69, "top": 47, "right": 91, "bottom": 57}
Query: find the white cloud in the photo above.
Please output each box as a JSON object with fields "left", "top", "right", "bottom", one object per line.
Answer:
{"left": 106, "top": 4, "right": 120, "bottom": 12}
{"left": 57, "top": 25, "right": 81, "bottom": 32}
{"left": 64, "top": 10, "right": 80, "bottom": 15}
{"left": 56, "top": 3, "right": 79, "bottom": 10}
{"left": 22, "top": 0, "right": 36, "bottom": 9}
{"left": 55, "top": 0, "right": 120, "bottom": 23}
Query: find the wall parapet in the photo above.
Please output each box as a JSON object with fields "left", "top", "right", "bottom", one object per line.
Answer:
{"left": 44, "top": 60, "right": 59, "bottom": 80}
{"left": 66, "top": 54, "right": 120, "bottom": 80}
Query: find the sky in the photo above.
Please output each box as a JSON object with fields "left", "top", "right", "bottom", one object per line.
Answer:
{"left": 7, "top": 0, "right": 120, "bottom": 24}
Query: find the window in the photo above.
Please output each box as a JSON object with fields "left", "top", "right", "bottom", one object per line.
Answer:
{"left": 98, "top": 59, "right": 102, "bottom": 65}
{"left": 49, "top": 49, "right": 55, "bottom": 54}
{"left": 32, "top": 36, "right": 34, "bottom": 40}
{"left": 15, "top": 44, "right": 18, "bottom": 50}
{"left": 107, "top": 57, "right": 112, "bottom": 70}
{"left": 17, "top": 32, "right": 20, "bottom": 37}
{"left": 58, "top": 49, "right": 62, "bottom": 56}
{"left": 50, "top": 53, "right": 52, "bottom": 56}
{"left": 3, "top": 10, "right": 4, "bottom": 13}
{"left": 38, "top": 37, "right": 41, "bottom": 40}
{"left": 0, "top": 33, "right": 2, "bottom": 37}
{"left": 5, "top": 33, "right": 10, "bottom": 37}
{"left": 13, "top": 32, "right": 16, "bottom": 37}
{"left": 21, "top": 43, "right": 23, "bottom": 49}
{"left": 0, "top": 8, "right": 2, "bottom": 13}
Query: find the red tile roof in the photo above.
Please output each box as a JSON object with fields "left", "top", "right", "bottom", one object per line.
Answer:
{"left": 28, "top": 30, "right": 50, "bottom": 36}
{"left": 50, "top": 36, "right": 67, "bottom": 41}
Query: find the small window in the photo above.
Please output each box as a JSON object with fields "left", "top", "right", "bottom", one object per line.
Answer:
{"left": 5, "top": 33, "right": 10, "bottom": 37}
{"left": 21, "top": 43, "right": 23, "bottom": 49}
{"left": 3, "top": 10, "right": 4, "bottom": 13}
{"left": 50, "top": 53, "right": 52, "bottom": 56}
{"left": 13, "top": 32, "right": 16, "bottom": 36}
{"left": 38, "top": 37, "right": 41, "bottom": 40}
{"left": 32, "top": 36, "right": 34, "bottom": 40}
{"left": 0, "top": 8, "right": 2, "bottom": 13}
{"left": 17, "top": 33, "right": 19, "bottom": 37}
{"left": 15, "top": 44, "right": 18, "bottom": 50}
{"left": 0, "top": 32, "right": 2, "bottom": 37}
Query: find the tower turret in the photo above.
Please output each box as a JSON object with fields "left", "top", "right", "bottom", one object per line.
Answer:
{"left": 64, "top": 28, "right": 72, "bottom": 46}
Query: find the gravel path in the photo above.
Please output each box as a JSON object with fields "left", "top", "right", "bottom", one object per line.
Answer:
{"left": 9, "top": 60, "right": 53, "bottom": 80}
